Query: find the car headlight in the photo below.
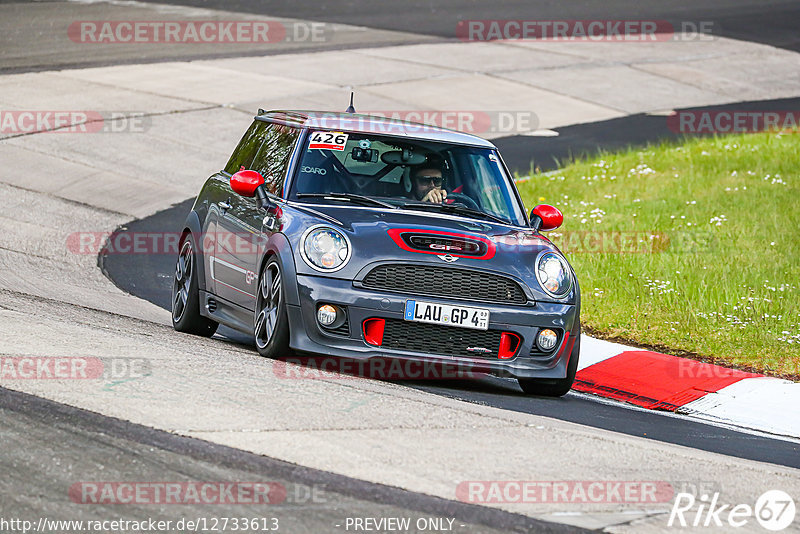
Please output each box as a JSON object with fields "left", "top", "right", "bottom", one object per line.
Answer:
{"left": 536, "top": 252, "right": 572, "bottom": 298}
{"left": 301, "top": 226, "right": 351, "bottom": 271}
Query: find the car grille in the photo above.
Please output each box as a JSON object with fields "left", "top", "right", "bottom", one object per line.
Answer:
{"left": 380, "top": 319, "right": 504, "bottom": 359}
{"left": 529, "top": 345, "right": 558, "bottom": 365}
{"left": 362, "top": 265, "right": 527, "bottom": 304}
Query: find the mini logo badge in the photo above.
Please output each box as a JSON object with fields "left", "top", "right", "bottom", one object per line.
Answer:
{"left": 466, "top": 347, "right": 492, "bottom": 354}
{"left": 438, "top": 254, "right": 458, "bottom": 262}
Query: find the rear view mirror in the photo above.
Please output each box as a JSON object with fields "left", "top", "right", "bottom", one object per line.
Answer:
{"left": 530, "top": 204, "right": 563, "bottom": 232}
{"left": 230, "top": 169, "right": 275, "bottom": 212}
{"left": 380, "top": 150, "right": 426, "bottom": 165}
{"left": 230, "top": 169, "right": 265, "bottom": 197}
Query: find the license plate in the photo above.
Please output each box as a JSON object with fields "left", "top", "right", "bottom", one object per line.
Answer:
{"left": 404, "top": 300, "right": 490, "bottom": 330}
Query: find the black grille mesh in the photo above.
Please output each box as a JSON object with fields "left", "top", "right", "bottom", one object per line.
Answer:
{"left": 321, "top": 309, "right": 350, "bottom": 337}
{"left": 362, "top": 265, "right": 527, "bottom": 304}
{"left": 381, "top": 319, "right": 503, "bottom": 359}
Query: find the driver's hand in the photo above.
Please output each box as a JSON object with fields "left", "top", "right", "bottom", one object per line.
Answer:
{"left": 422, "top": 188, "right": 447, "bottom": 203}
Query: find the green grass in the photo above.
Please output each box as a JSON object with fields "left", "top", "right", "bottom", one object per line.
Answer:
{"left": 516, "top": 132, "right": 800, "bottom": 377}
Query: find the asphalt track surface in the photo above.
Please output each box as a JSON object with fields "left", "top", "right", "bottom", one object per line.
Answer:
{"left": 98, "top": 103, "right": 800, "bottom": 470}
{"left": 98, "top": 0, "right": 800, "bottom": 53}
{"left": 4, "top": 1, "right": 799, "bottom": 530}
{"left": 494, "top": 97, "right": 800, "bottom": 172}
{"left": 0, "top": 387, "right": 582, "bottom": 534}
{"left": 4, "top": 0, "right": 799, "bottom": 73}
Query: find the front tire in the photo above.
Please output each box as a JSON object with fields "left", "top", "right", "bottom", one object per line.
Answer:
{"left": 172, "top": 234, "right": 218, "bottom": 337}
{"left": 254, "top": 257, "right": 292, "bottom": 359}
{"left": 518, "top": 328, "right": 580, "bottom": 397}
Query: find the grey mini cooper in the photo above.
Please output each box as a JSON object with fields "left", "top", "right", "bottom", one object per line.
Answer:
{"left": 172, "top": 110, "right": 580, "bottom": 396}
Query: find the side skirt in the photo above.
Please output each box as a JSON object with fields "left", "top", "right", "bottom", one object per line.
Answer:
{"left": 199, "top": 290, "right": 253, "bottom": 335}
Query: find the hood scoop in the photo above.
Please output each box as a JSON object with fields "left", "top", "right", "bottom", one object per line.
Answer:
{"left": 388, "top": 229, "right": 495, "bottom": 260}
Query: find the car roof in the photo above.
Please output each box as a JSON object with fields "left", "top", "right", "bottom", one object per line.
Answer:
{"left": 258, "top": 110, "right": 497, "bottom": 148}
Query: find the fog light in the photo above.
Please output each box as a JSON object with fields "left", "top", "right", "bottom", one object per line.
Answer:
{"left": 317, "top": 304, "right": 337, "bottom": 326}
{"left": 537, "top": 329, "right": 558, "bottom": 351}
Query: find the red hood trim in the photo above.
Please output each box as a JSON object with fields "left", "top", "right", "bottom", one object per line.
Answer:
{"left": 387, "top": 228, "right": 496, "bottom": 260}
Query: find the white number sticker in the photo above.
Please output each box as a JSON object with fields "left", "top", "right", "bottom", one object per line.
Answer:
{"left": 309, "top": 131, "right": 348, "bottom": 151}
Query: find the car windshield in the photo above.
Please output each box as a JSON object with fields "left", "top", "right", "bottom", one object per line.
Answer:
{"left": 288, "top": 131, "right": 526, "bottom": 226}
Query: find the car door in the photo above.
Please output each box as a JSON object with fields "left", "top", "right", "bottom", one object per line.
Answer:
{"left": 208, "top": 119, "right": 269, "bottom": 305}
{"left": 200, "top": 173, "right": 234, "bottom": 298}
{"left": 215, "top": 121, "right": 300, "bottom": 310}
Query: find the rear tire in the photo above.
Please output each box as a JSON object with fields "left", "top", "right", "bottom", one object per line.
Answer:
{"left": 254, "top": 257, "right": 292, "bottom": 359}
{"left": 518, "top": 327, "right": 580, "bottom": 397}
{"left": 172, "top": 234, "right": 218, "bottom": 337}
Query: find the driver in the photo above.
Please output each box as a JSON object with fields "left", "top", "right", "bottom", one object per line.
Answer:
{"left": 410, "top": 162, "right": 447, "bottom": 203}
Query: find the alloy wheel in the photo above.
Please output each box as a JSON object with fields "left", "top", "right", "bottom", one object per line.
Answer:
{"left": 255, "top": 262, "right": 282, "bottom": 349}
{"left": 172, "top": 240, "right": 193, "bottom": 322}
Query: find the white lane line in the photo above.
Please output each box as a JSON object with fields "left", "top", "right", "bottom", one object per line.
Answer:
{"left": 678, "top": 377, "right": 800, "bottom": 439}
{"left": 568, "top": 390, "right": 800, "bottom": 444}
{"left": 67, "top": 0, "right": 227, "bottom": 17}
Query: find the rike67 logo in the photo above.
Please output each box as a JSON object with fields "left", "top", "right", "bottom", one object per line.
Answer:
{"left": 669, "top": 490, "right": 796, "bottom": 531}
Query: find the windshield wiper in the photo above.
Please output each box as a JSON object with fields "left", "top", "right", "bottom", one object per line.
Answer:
{"left": 297, "top": 193, "right": 398, "bottom": 210}
{"left": 399, "top": 201, "right": 511, "bottom": 225}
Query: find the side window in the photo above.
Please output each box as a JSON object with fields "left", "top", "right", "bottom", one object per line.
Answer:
{"left": 224, "top": 120, "right": 269, "bottom": 175}
{"left": 250, "top": 123, "right": 300, "bottom": 196}
{"left": 469, "top": 154, "right": 505, "bottom": 214}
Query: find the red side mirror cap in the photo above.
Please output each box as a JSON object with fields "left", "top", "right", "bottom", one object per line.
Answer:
{"left": 230, "top": 169, "right": 265, "bottom": 197}
{"left": 531, "top": 204, "right": 563, "bottom": 231}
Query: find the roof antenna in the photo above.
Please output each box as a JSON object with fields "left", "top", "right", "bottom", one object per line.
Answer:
{"left": 345, "top": 92, "right": 356, "bottom": 113}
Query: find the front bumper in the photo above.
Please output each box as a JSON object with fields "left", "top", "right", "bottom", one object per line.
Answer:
{"left": 287, "top": 274, "right": 579, "bottom": 379}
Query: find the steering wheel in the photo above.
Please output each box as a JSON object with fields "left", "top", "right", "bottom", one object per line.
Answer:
{"left": 446, "top": 192, "right": 480, "bottom": 210}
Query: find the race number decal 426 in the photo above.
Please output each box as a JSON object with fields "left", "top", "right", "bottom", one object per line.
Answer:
{"left": 309, "top": 131, "right": 348, "bottom": 151}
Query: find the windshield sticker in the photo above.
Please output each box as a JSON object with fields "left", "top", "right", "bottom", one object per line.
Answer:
{"left": 309, "top": 131, "right": 348, "bottom": 151}
{"left": 488, "top": 153, "right": 498, "bottom": 162}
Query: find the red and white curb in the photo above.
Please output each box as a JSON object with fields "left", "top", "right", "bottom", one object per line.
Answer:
{"left": 575, "top": 336, "right": 800, "bottom": 439}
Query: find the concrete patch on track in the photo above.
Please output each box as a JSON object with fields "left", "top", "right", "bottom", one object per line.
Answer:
{"left": 1, "top": 388, "right": 570, "bottom": 534}
{"left": 2, "top": 8, "right": 800, "bottom": 529}
{"left": 1, "top": 290, "right": 799, "bottom": 531}
{"left": 0, "top": 182, "right": 165, "bottom": 323}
